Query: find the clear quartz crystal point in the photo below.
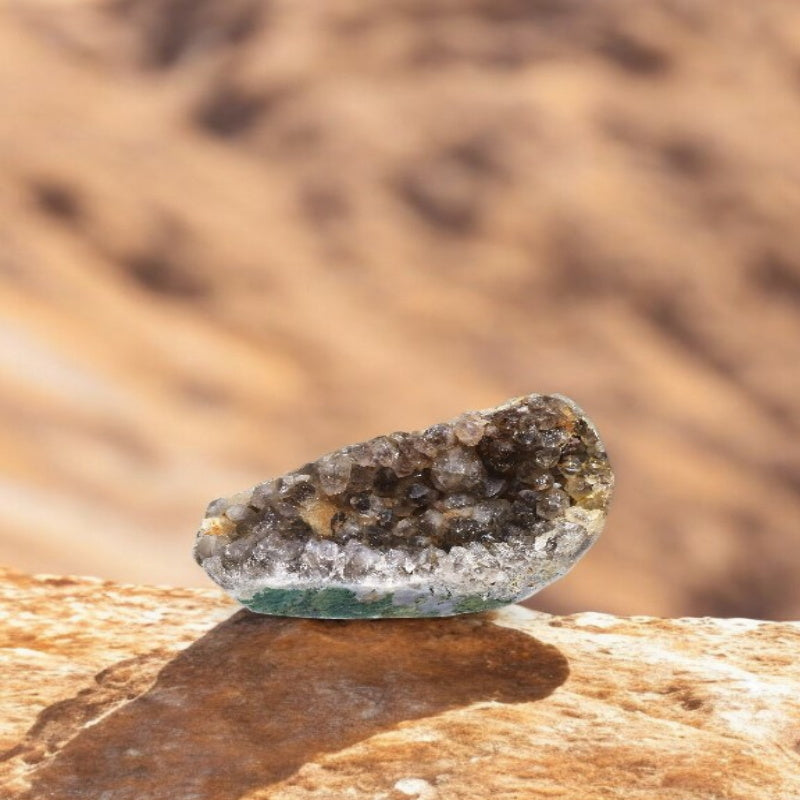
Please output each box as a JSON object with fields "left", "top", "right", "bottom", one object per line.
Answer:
{"left": 194, "top": 394, "right": 614, "bottom": 618}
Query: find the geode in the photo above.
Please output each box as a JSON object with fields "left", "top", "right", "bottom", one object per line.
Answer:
{"left": 194, "top": 394, "right": 613, "bottom": 618}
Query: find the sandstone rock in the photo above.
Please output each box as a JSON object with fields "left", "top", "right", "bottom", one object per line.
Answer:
{"left": 1, "top": 568, "right": 798, "bottom": 799}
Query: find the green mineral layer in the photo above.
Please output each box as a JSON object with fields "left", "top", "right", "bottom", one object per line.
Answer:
{"left": 242, "top": 586, "right": 514, "bottom": 619}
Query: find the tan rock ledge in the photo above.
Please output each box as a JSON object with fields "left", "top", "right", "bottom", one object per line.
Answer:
{"left": 1, "top": 567, "right": 799, "bottom": 800}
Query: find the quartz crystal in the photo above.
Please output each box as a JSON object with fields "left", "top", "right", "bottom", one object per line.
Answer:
{"left": 194, "top": 394, "right": 614, "bottom": 618}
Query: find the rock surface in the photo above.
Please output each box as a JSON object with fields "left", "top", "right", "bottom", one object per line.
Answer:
{"left": 1, "top": 568, "right": 798, "bottom": 799}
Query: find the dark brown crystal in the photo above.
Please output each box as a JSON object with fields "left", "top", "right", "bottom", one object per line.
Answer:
{"left": 200, "top": 394, "right": 612, "bottom": 558}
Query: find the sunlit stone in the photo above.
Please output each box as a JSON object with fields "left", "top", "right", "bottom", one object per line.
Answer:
{"left": 194, "top": 393, "right": 614, "bottom": 618}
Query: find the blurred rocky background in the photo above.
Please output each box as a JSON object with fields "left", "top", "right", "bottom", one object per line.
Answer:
{"left": 0, "top": 0, "right": 798, "bottom": 618}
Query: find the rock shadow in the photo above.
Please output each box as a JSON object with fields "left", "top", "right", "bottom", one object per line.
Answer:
{"left": 23, "top": 610, "right": 568, "bottom": 799}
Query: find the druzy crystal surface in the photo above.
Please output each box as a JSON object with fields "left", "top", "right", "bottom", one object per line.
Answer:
{"left": 194, "top": 394, "right": 613, "bottom": 618}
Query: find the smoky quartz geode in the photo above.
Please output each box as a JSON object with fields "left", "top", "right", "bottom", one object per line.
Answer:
{"left": 194, "top": 393, "right": 613, "bottom": 617}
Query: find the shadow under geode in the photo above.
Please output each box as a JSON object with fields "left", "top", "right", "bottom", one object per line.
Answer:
{"left": 24, "top": 610, "right": 569, "bottom": 799}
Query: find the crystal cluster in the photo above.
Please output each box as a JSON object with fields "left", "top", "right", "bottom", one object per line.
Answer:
{"left": 194, "top": 394, "right": 614, "bottom": 618}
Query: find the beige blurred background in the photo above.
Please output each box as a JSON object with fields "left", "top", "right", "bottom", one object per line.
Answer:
{"left": 1, "top": 0, "right": 799, "bottom": 619}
